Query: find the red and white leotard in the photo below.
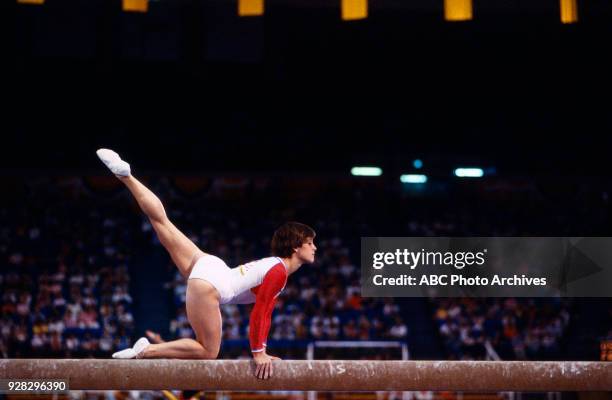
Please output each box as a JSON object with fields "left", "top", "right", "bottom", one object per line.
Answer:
{"left": 189, "top": 255, "right": 288, "bottom": 352}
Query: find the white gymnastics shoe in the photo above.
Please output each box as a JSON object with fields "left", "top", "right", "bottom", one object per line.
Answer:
{"left": 96, "top": 148, "right": 131, "bottom": 177}
{"left": 112, "top": 337, "right": 150, "bottom": 359}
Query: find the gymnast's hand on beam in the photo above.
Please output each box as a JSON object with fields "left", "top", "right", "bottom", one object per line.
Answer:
{"left": 252, "top": 351, "right": 281, "bottom": 380}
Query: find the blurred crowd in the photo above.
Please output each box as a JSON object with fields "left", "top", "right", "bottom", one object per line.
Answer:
{"left": 2, "top": 174, "right": 610, "bottom": 360}
{"left": 431, "top": 297, "right": 571, "bottom": 360}
{"left": 1, "top": 178, "right": 141, "bottom": 357}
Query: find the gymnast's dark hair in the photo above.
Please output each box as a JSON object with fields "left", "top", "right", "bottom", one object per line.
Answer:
{"left": 271, "top": 222, "right": 316, "bottom": 258}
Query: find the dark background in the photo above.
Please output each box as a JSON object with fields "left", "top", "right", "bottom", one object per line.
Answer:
{"left": 4, "top": 0, "right": 612, "bottom": 175}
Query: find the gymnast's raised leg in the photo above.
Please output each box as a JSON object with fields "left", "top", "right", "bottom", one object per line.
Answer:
{"left": 96, "top": 149, "right": 221, "bottom": 360}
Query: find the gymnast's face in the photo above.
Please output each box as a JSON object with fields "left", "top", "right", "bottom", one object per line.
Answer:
{"left": 295, "top": 237, "right": 317, "bottom": 264}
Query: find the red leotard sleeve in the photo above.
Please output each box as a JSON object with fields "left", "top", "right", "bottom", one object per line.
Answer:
{"left": 249, "top": 263, "right": 287, "bottom": 352}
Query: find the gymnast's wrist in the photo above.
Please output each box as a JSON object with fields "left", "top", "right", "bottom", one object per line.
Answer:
{"left": 252, "top": 349, "right": 267, "bottom": 358}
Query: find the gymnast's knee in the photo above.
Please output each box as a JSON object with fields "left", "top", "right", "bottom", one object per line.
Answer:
{"left": 194, "top": 343, "right": 219, "bottom": 360}
{"left": 196, "top": 348, "right": 219, "bottom": 360}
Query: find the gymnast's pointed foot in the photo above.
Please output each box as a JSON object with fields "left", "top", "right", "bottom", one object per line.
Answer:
{"left": 112, "top": 337, "right": 150, "bottom": 359}
{"left": 96, "top": 148, "right": 131, "bottom": 177}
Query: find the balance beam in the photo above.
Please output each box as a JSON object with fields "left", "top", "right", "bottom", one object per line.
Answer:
{"left": 1, "top": 360, "right": 610, "bottom": 392}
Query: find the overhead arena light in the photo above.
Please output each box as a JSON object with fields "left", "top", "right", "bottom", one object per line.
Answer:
{"left": 560, "top": 0, "right": 578, "bottom": 24}
{"left": 444, "top": 0, "right": 472, "bottom": 21}
{"left": 400, "top": 174, "right": 428, "bottom": 184}
{"left": 341, "top": 0, "right": 368, "bottom": 21}
{"left": 454, "top": 168, "right": 484, "bottom": 178}
{"left": 351, "top": 166, "right": 383, "bottom": 176}
{"left": 123, "top": 0, "right": 148, "bottom": 12}
{"left": 239, "top": 0, "right": 264, "bottom": 17}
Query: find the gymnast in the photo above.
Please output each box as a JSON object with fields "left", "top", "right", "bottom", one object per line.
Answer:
{"left": 96, "top": 149, "right": 317, "bottom": 379}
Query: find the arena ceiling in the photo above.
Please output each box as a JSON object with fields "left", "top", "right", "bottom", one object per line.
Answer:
{"left": 5, "top": 0, "right": 612, "bottom": 175}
